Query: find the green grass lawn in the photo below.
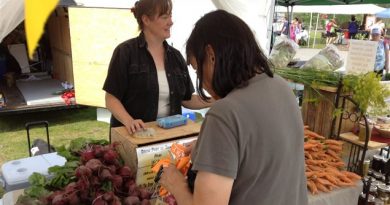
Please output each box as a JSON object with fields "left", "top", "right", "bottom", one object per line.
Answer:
{"left": 0, "top": 107, "right": 109, "bottom": 166}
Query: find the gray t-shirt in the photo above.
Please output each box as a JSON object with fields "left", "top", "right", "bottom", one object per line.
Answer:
{"left": 191, "top": 74, "right": 308, "bottom": 205}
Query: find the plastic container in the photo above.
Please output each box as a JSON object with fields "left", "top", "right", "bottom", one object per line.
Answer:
{"left": 1, "top": 152, "right": 66, "bottom": 191}
{"left": 157, "top": 115, "right": 188, "bottom": 129}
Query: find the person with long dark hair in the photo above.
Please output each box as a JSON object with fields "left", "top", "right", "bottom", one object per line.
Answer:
{"left": 160, "top": 10, "right": 308, "bottom": 205}
{"left": 103, "top": 0, "right": 211, "bottom": 134}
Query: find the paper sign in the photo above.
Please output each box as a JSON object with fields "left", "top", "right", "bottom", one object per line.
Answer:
{"left": 346, "top": 39, "right": 378, "bottom": 74}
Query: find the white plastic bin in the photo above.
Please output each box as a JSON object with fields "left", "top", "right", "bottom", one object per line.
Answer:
{"left": 1, "top": 152, "right": 66, "bottom": 192}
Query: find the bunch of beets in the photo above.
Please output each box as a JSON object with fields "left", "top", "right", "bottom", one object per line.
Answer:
{"left": 45, "top": 143, "right": 152, "bottom": 205}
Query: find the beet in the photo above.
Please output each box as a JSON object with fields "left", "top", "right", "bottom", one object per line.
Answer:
{"left": 99, "top": 168, "right": 113, "bottom": 181}
{"left": 64, "top": 182, "right": 78, "bottom": 193}
{"left": 111, "top": 175, "right": 123, "bottom": 188}
{"left": 141, "top": 199, "right": 151, "bottom": 205}
{"left": 119, "top": 166, "right": 133, "bottom": 178}
{"left": 108, "top": 165, "right": 117, "bottom": 175}
{"left": 128, "top": 183, "right": 137, "bottom": 195}
{"left": 104, "top": 150, "right": 119, "bottom": 164}
{"left": 93, "top": 198, "right": 108, "bottom": 205}
{"left": 75, "top": 165, "right": 92, "bottom": 178}
{"left": 81, "top": 149, "right": 95, "bottom": 162}
{"left": 76, "top": 178, "right": 90, "bottom": 191}
{"left": 138, "top": 188, "right": 152, "bottom": 200}
{"left": 67, "top": 192, "right": 80, "bottom": 204}
{"left": 85, "top": 159, "right": 103, "bottom": 172}
{"left": 91, "top": 175, "right": 101, "bottom": 187}
{"left": 129, "top": 189, "right": 140, "bottom": 198}
{"left": 124, "top": 196, "right": 140, "bottom": 205}
{"left": 93, "top": 145, "right": 104, "bottom": 158}
{"left": 103, "top": 191, "right": 114, "bottom": 202}
{"left": 111, "top": 196, "right": 122, "bottom": 205}
{"left": 164, "top": 194, "right": 177, "bottom": 205}
{"left": 52, "top": 194, "right": 67, "bottom": 205}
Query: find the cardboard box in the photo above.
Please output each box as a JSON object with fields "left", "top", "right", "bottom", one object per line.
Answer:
{"left": 111, "top": 120, "right": 200, "bottom": 187}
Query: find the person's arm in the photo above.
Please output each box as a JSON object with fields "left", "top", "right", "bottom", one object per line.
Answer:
{"left": 160, "top": 166, "right": 233, "bottom": 205}
{"left": 105, "top": 92, "right": 145, "bottom": 134}
{"left": 182, "top": 94, "right": 214, "bottom": 110}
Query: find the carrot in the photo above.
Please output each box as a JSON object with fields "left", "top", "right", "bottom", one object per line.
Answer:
{"left": 315, "top": 182, "right": 330, "bottom": 192}
{"left": 304, "top": 143, "right": 318, "bottom": 150}
{"left": 305, "top": 151, "right": 313, "bottom": 160}
{"left": 306, "top": 171, "right": 316, "bottom": 178}
{"left": 307, "top": 180, "right": 318, "bottom": 194}
{"left": 341, "top": 171, "right": 362, "bottom": 181}
{"left": 308, "top": 165, "right": 323, "bottom": 172}
{"left": 151, "top": 158, "right": 171, "bottom": 173}
{"left": 326, "top": 149, "right": 342, "bottom": 160}
{"left": 325, "top": 139, "right": 343, "bottom": 146}
{"left": 323, "top": 174, "right": 340, "bottom": 186}
{"left": 304, "top": 130, "right": 325, "bottom": 140}
{"left": 327, "top": 144, "right": 342, "bottom": 152}
{"left": 314, "top": 177, "right": 335, "bottom": 187}
{"left": 159, "top": 187, "right": 168, "bottom": 197}
{"left": 176, "top": 156, "right": 190, "bottom": 170}
{"left": 328, "top": 161, "right": 345, "bottom": 168}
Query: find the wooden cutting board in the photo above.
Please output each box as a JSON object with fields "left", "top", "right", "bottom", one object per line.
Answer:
{"left": 111, "top": 120, "right": 201, "bottom": 145}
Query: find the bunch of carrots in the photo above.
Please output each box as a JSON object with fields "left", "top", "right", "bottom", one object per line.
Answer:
{"left": 304, "top": 126, "right": 361, "bottom": 194}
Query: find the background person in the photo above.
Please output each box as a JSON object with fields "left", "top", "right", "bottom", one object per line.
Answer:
{"left": 103, "top": 0, "right": 211, "bottom": 134}
{"left": 326, "top": 19, "right": 338, "bottom": 46}
{"left": 371, "top": 28, "right": 389, "bottom": 77}
{"left": 348, "top": 15, "right": 359, "bottom": 39}
{"left": 160, "top": 10, "right": 308, "bottom": 205}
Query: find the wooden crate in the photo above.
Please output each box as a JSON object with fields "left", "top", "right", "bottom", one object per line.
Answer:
{"left": 111, "top": 120, "right": 200, "bottom": 187}
{"left": 301, "top": 86, "right": 338, "bottom": 138}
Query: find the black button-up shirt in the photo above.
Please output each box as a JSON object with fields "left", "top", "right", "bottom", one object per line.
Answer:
{"left": 103, "top": 32, "right": 194, "bottom": 127}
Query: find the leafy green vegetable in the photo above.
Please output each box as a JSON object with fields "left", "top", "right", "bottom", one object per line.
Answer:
{"left": 275, "top": 68, "right": 390, "bottom": 116}
{"left": 101, "top": 181, "right": 113, "bottom": 192}
{"left": 56, "top": 145, "right": 79, "bottom": 161}
{"left": 28, "top": 173, "right": 46, "bottom": 186}
{"left": 23, "top": 173, "right": 50, "bottom": 199}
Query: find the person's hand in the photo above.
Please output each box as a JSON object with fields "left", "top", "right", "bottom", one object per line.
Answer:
{"left": 184, "top": 140, "right": 197, "bottom": 155}
{"left": 124, "top": 118, "right": 145, "bottom": 134}
{"left": 160, "top": 164, "right": 189, "bottom": 195}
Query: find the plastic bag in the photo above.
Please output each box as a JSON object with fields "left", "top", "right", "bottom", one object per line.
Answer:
{"left": 269, "top": 38, "right": 299, "bottom": 69}
{"left": 302, "top": 45, "right": 344, "bottom": 70}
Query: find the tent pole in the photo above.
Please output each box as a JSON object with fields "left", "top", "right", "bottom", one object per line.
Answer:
{"left": 313, "top": 13, "right": 320, "bottom": 49}
{"left": 308, "top": 12, "right": 313, "bottom": 48}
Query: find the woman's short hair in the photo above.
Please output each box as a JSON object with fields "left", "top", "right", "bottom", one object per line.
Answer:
{"left": 131, "top": 0, "right": 172, "bottom": 30}
{"left": 186, "top": 10, "right": 273, "bottom": 100}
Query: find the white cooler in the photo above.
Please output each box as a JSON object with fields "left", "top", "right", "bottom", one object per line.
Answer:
{"left": 1, "top": 152, "right": 66, "bottom": 192}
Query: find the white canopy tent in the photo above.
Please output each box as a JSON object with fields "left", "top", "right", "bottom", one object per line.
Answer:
{"left": 0, "top": 0, "right": 275, "bottom": 54}
{"left": 0, "top": 0, "right": 24, "bottom": 43}
{"left": 275, "top": 4, "right": 386, "bottom": 48}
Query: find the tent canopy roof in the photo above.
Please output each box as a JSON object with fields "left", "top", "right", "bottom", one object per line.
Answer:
{"left": 277, "top": 0, "right": 390, "bottom": 6}
{"left": 275, "top": 4, "right": 385, "bottom": 14}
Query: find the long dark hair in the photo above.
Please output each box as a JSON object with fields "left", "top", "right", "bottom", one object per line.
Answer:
{"left": 186, "top": 10, "right": 273, "bottom": 100}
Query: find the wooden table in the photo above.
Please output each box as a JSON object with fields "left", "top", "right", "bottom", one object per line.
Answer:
{"left": 339, "top": 132, "right": 388, "bottom": 150}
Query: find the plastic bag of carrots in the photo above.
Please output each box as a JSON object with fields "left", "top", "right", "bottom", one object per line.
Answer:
{"left": 151, "top": 143, "right": 192, "bottom": 198}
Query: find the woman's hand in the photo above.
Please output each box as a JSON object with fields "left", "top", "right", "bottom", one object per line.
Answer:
{"left": 160, "top": 164, "right": 190, "bottom": 196}
{"left": 184, "top": 140, "right": 197, "bottom": 155}
{"left": 124, "top": 118, "right": 146, "bottom": 134}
